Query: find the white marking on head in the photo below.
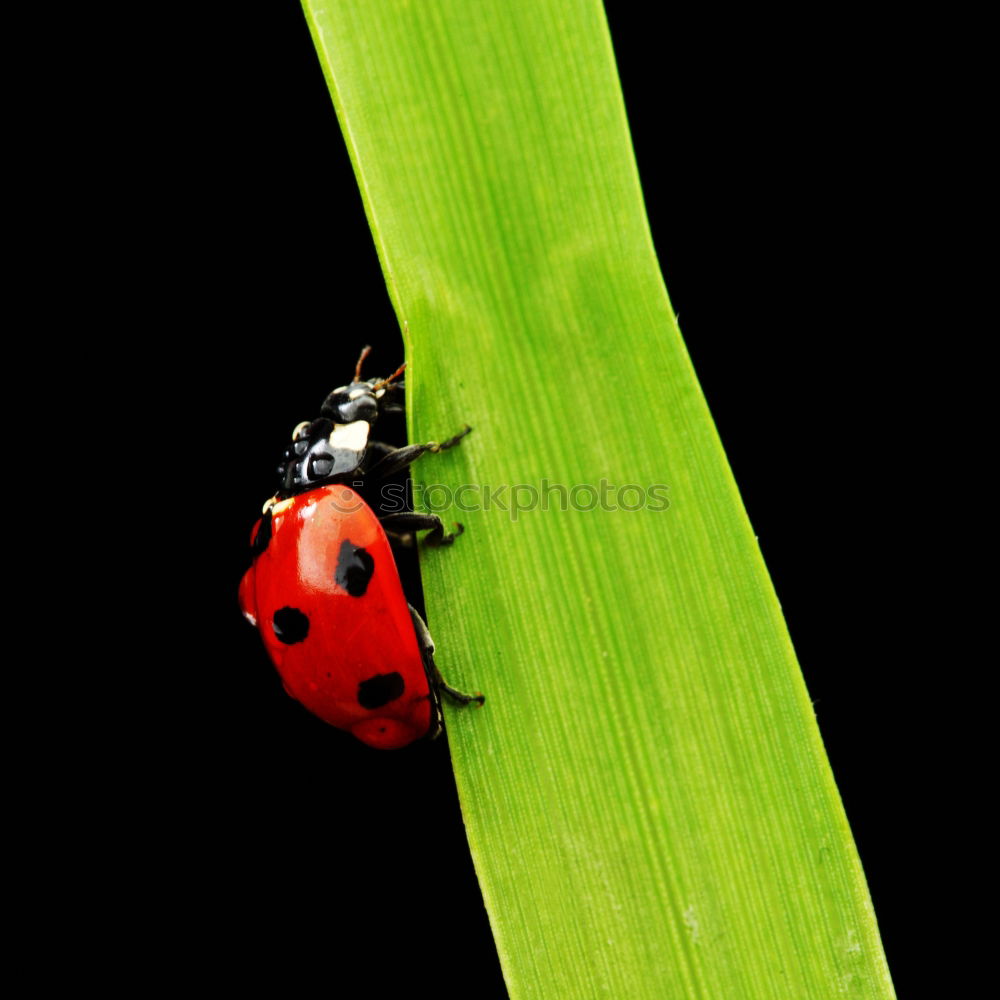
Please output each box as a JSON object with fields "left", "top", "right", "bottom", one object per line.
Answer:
{"left": 330, "top": 420, "right": 370, "bottom": 453}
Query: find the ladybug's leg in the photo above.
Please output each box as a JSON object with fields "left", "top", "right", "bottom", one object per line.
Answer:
{"left": 364, "top": 439, "right": 396, "bottom": 458}
{"left": 379, "top": 512, "right": 464, "bottom": 547}
{"left": 364, "top": 425, "right": 472, "bottom": 481}
{"left": 379, "top": 381, "right": 405, "bottom": 415}
{"left": 408, "top": 604, "right": 485, "bottom": 707}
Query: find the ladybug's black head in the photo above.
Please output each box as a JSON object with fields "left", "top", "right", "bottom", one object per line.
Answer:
{"left": 319, "top": 350, "right": 406, "bottom": 426}
{"left": 274, "top": 349, "right": 406, "bottom": 497}
{"left": 319, "top": 382, "right": 380, "bottom": 425}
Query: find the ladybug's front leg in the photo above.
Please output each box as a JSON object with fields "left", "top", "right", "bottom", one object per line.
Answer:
{"left": 363, "top": 440, "right": 396, "bottom": 459}
{"left": 408, "top": 604, "right": 485, "bottom": 707}
{"left": 380, "top": 512, "right": 464, "bottom": 547}
{"left": 364, "top": 425, "right": 472, "bottom": 481}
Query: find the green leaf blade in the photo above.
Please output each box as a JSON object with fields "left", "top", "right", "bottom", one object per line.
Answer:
{"left": 302, "top": 2, "right": 894, "bottom": 997}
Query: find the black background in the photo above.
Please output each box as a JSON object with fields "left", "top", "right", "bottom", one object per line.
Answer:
{"left": 118, "top": 4, "right": 919, "bottom": 994}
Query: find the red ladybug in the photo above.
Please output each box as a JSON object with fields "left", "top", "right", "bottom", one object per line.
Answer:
{"left": 239, "top": 347, "right": 482, "bottom": 749}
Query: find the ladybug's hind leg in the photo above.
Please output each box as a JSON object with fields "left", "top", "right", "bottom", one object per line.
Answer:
{"left": 380, "top": 512, "right": 464, "bottom": 547}
{"left": 408, "top": 604, "right": 485, "bottom": 708}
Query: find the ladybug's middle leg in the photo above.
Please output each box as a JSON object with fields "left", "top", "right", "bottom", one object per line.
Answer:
{"left": 380, "top": 512, "right": 463, "bottom": 547}
{"left": 408, "top": 604, "right": 485, "bottom": 707}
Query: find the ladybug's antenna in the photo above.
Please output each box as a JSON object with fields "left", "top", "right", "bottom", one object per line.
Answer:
{"left": 353, "top": 345, "right": 373, "bottom": 382}
{"left": 372, "top": 362, "right": 406, "bottom": 392}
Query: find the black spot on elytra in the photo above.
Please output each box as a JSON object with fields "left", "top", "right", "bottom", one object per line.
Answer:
{"left": 335, "top": 539, "right": 375, "bottom": 597}
{"left": 272, "top": 607, "right": 309, "bottom": 644}
{"left": 357, "top": 672, "right": 404, "bottom": 709}
{"left": 251, "top": 509, "right": 272, "bottom": 558}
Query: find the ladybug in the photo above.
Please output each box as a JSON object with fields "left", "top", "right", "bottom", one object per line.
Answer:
{"left": 239, "top": 346, "right": 483, "bottom": 749}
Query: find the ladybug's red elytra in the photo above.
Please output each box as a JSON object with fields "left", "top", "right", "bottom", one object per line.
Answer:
{"left": 239, "top": 346, "right": 483, "bottom": 749}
